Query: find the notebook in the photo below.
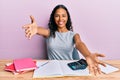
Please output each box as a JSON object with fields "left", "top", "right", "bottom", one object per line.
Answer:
{"left": 33, "top": 60, "right": 119, "bottom": 78}
{"left": 33, "top": 60, "right": 90, "bottom": 78}
{"left": 4, "top": 63, "right": 22, "bottom": 75}
{"left": 13, "top": 58, "right": 37, "bottom": 72}
{"left": 5, "top": 63, "right": 15, "bottom": 72}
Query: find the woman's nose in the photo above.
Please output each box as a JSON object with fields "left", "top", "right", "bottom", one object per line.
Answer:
{"left": 59, "top": 17, "right": 62, "bottom": 21}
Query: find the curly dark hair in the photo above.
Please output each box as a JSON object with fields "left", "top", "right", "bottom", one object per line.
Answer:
{"left": 48, "top": 4, "right": 73, "bottom": 37}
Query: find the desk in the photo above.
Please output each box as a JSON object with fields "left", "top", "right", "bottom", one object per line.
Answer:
{"left": 0, "top": 60, "right": 120, "bottom": 80}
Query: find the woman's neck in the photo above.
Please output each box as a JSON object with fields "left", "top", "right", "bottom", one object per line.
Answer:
{"left": 57, "top": 27, "right": 68, "bottom": 32}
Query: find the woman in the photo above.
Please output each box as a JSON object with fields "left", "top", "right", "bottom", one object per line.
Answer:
{"left": 23, "top": 4, "right": 106, "bottom": 75}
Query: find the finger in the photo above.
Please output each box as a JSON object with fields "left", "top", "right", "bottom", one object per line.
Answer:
{"left": 96, "top": 60, "right": 106, "bottom": 67}
{"left": 25, "top": 33, "right": 29, "bottom": 39}
{"left": 24, "top": 26, "right": 30, "bottom": 35}
{"left": 27, "top": 31, "right": 33, "bottom": 40}
{"left": 22, "top": 26, "right": 27, "bottom": 29}
{"left": 30, "top": 15, "right": 35, "bottom": 23}
{"left": 25, "top": 31, "right": 31, "bottom": 39}
{"left": 25, "top": 28, "right": 31, "bottom": 34}
{"left": 22, "top": 24, "right": 30, "bottom": 29}
{"left": 29, "top": 33, "right": 33, "bottom": 39}
{"left": 93, "top": 67, "right": 97, "bottom": 76}
{"left": 25, "top": 30, "right": 30, "bottom": 36}
{"left": 95, "top": 53, "right": 105, "bottom": 57}
{"left": 98, "top": 61, "right": 106, "bottom": 67}
{"left": 95, "top": 64, "right": 102, "bottom": 74}
{"left": 22, "top": 25, "right": 30, "bottom": 30}
{"left": 97, "top": 66, "right": 102, "bottom": 74}
{"left": 88, "top": 65, "right": 94, "bottom": 75}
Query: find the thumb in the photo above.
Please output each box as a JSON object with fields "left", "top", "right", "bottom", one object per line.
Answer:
{"left": 30, "top": 15, "right": 35, "bottom": 23}
{"left": 96, "top": 53, "right": 105, "bottom": 57}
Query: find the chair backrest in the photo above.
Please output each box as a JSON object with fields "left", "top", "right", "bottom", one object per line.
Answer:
{"left": 72, "top": 48, "right": 80, "bottom": 60}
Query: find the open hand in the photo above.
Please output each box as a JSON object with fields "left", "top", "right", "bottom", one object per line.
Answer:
{"left": 86, "top": 53, "right": 106, "bottom": 76}
{"left": 22, "top": 15, "right": 38, "bottom": 39}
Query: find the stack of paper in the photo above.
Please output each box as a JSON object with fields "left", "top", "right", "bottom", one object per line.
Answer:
{"left": 4, "top": 58, "right": 37, "bottom": 75}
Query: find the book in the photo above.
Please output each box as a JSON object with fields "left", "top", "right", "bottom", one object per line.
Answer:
{"left": 33, "top": 60, "right": 90, "bottom": 78}
{"left": 13, "top": 58, "right": 37, "bottom": 72}
{"left": 5, "top": 63, "right": 15, "bottom": 72}
{"left": 4, "top": 58, "right": 37, "bottom": 75}
{"left": 4, "top": 63, "right": 24, "bottom": 75}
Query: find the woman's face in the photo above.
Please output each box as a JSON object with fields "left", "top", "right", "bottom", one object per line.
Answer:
{"left": 54, "top": 8, "right": 68, "bottom": 29}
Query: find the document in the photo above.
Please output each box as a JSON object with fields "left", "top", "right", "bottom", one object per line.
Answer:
{"left": 33, "top": 60, "right": 90, "bottom": 78}
{"left": 33, "top": 60, "right": 119, "bottom": 78}
{"left": 100, "top": 63, "right": 119, "bottom": 74}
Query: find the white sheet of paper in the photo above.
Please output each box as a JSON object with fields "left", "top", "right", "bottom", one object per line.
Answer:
{"left": 33, "top": 60, "right": 63, "bottom": 78}
{"left": 99, "top": 63, "right": 119, "bottom": 74}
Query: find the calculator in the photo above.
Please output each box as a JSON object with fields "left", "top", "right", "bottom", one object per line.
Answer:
{"left": 67, "top": 59, "right": 88, "bottom": 70}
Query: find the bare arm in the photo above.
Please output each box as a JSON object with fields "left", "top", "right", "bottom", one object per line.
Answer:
{"left": 74, "top": 33, "right": 90, "bottom": 57}
{"left": 74, "top": 33, "right": 106, "bottom": 75}
{"left": 22, "top": 15, "right": 50, "bottom": 39}
{"left": 37, "top": 27, "right": 50, "bottom": 38}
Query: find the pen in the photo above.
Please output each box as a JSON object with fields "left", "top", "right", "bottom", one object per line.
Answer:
{"left": 40, "top": 61, "right": 49, "bottom": 67}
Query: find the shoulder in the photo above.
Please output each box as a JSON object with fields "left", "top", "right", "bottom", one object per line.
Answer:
{"left": 73, "top": 33, "right": 82, "bottom": 43}
{"left": 68, "top": 31, "right": 77, "bottom": 36}
{"left": 69, "top": 31, "right": 80, "bottom": 37}
{"left": 44, "top": 29, "right": 51, "bottom": 38}
{"left": 74, "top": 33, "right": 80, "bottom": 37}
{"left": 68, "top": 31, "right": 81, "bottom": 42}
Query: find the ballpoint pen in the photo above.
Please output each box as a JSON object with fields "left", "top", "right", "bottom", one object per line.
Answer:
{"left": 40, "top": 61, "right": 50, "bottom": 67}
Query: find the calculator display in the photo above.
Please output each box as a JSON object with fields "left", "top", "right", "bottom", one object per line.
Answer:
{"left": 67, "top": 59, "right": 88, "bottom": 70}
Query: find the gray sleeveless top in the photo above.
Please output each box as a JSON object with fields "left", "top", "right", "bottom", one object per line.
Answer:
{"left": 46, "top": 31, "right": 80, "bottom": 60}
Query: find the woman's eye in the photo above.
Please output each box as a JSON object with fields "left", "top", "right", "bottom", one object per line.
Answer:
{"left": 54, "top": 15, "right": 59, "bottom": 17}
{"left": 63, "top": 15, "right": 66, "bottom": 17}
{"left": 54, "top": 14, "right": 67, "bottom": 18}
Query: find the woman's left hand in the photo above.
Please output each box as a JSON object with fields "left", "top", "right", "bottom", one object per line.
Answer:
{"left": 85, "top": 53, "right": 106, "bottom": 76}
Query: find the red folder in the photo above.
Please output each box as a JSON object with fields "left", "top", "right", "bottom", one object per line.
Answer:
{"left": 13, "top": 58, "right": 37, "bottom": 72}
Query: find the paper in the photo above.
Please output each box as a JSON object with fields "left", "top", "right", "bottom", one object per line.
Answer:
{"left": 33, "top": 60, "right": 119, "bottom": 78}
{"left": 99, "top": 63, "right": 119, "bottom": 74}
{"left": 33, "top": 60, "right": 63, "bottom": 78}
{"left": 33, "top": 60, "right": 90, "bottom": 78}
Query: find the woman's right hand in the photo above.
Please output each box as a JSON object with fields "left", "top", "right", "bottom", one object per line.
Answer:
{"left": 22, "top": 15, "right": 38, "bottom": 39}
